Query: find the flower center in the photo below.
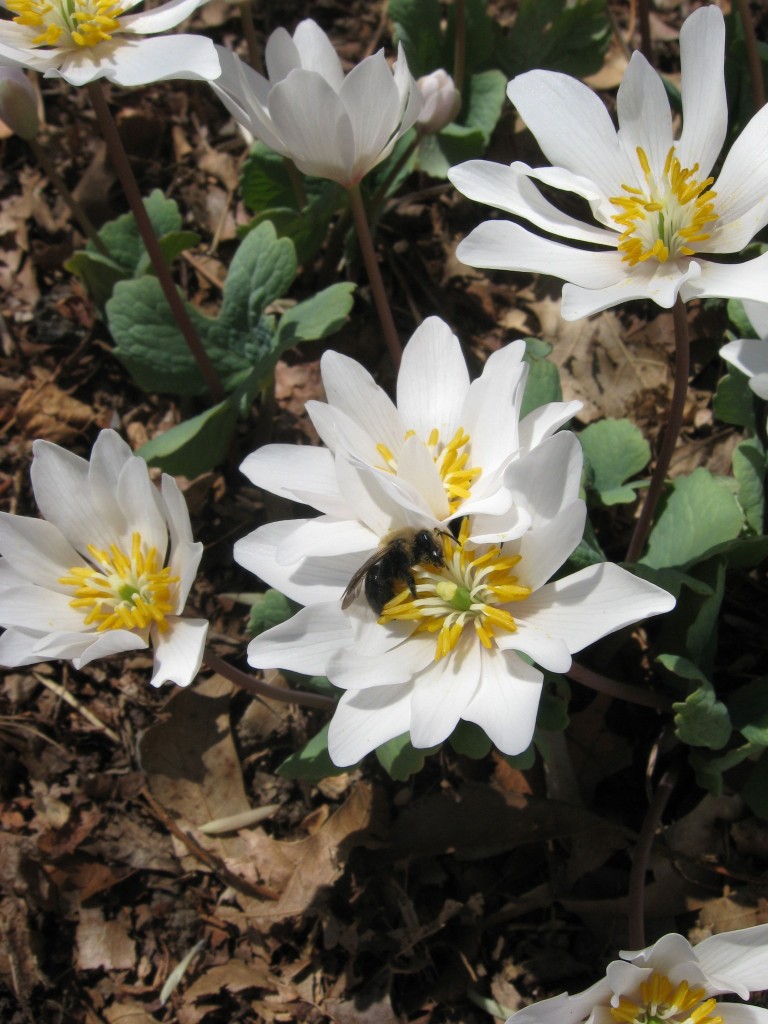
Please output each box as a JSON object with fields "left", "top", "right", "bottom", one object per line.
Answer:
{"left": 59, "top": 532, "right": 178, "bottom": 633}
{"left": 611, "top": 972, "right": 723, "bottom": 1024}
{"left": 376, "top": 426, "right": 481, "bottom": 514}
{"left": 609, "top": 146, "right": 717, "bottom": 266}
{"left": 7, "top": 0, "right": 125, "bottom": 48}
{"left": 377, "top": 520, "right": 531, "bottom": 660}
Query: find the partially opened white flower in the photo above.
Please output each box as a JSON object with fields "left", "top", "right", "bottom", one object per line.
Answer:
{"left": 449, "top": 6, "right": 768, "bottom": 320}
{"left": 415, "top": 69, "right": 461, "bottom": 135}
{"left": 0, "top": 430, "right": 207, "bottom": 687}
{"left": 506, "top": 924, "right": 768, "bottom": 1024}
{"left": 210, "top": 18, "right": 421, "bottom": 186}
{"left": 237, "top": 427, "right": 674, "bottom": 765}
{"left": 241, "top": 316, "right": 582, "bottom": 539}
{"left": 0, "top": 0, "right": 220, "bottom": 87}
{"left": 720, "top": 300, "right": 768, "bottom": 401}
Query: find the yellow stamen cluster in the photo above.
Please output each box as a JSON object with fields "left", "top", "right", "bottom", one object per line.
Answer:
{"left": 377, "top": 520, "right": 531, "bottom": 661}
{"left": 60, "top": 532, "right": 177, "bottom": 634}
{"left": 7, "top": 0, "right": 125, "bottom": 48}
{"left": 611, "top": 972, "right": 723, "bottom": 1024}
{"left": 610, "top": 146, "right": 717, "bottom": 266}
{"left": 376, "top": 426, "right": 481, "bottom": 513}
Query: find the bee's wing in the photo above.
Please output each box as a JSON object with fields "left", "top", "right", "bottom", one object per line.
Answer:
{"left": 341, "top": 550, "right": 382, "bottom": 609}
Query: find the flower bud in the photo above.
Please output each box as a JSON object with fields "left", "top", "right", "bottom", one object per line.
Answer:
{"left": 0, "top": 68, "right": 39, "bottom": 140}
{"left": 415, "top": 69, "right": 461, "bottom": 135}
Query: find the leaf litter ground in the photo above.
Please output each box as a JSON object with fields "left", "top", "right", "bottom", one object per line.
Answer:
{"left": 1, "top": 1, "right": 768, "bottom": 1022}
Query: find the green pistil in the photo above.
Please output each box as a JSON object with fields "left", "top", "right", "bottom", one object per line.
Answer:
{"left": 117, "top": 582, "right": 139, "bottom": 602}
{"left": 435, "top": 580, "right": 473, "bottom": 611}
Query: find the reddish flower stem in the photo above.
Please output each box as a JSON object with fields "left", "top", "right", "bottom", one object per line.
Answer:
{"left": 87, "top": 81, "right": 225, "bottom": 404}
{"left": 736, "top": 0, "right": 766, "bottom": 111}
{"left": 627, "top": 766, "right": 678, "bottom": 948}
{"left": 567, "top": 661, "right": 671, "bottom": 713}
{"left": 626, "top": 297, "right": 689, "bottom": 564}
{"left": 203, "top": 649, "right": 336, "bottom": 711}
{"left": 453, "top": 0, "right": 466, "bottom": 95}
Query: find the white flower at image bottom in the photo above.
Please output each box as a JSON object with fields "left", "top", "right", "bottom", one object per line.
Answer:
{"left": 237, "top": 423, "right": 674, "bottom": 765}
{"left": 0, "top": 429, "right": 207, "bottom": 687}
{"left": 505, "top": 925, "right": 768, "bottom": 1024}
{"left": 0, "top": 0, "right": 220, "bottom": 87}
{"left": 720, "top": 300, "right": 768, "bottom": 401}
{"left": 449, "top": 5, "right": 768, "bottom": 319}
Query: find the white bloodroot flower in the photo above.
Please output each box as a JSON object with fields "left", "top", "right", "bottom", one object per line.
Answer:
{"left": 415, "top": 68, "right": 461, "bottom": 135}
{"left": 209, "top": 18, "right": 421, "bottom": 186}
{"left": 236, "top": 402, "right": 674, "bottom": 765}
{"left": 0, "top": 430, "right": 207, "bottom": 687}
{"left": 449, "top": 5, "right": 768, "bottom": 320}
{"left": 720, "top": 300, "right": 768, "bottom": 401}
{"left": 241, "top": 316, "right": 582, "bottom": 540}
{"left": 0, "top": 0, "right": 221, "bottom": 87}
{"left": 505, "top": 924, "right": 768, "bottom": 1024}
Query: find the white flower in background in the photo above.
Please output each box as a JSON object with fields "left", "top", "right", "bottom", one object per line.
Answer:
{"left": 415, "top": 69, "right": 461, "bottom": 135}
{"left": 210, "top": 18, "right": 421, "bottom": 186}
{"left": 241, "top": 316, "right": 582, "bottom": 542}
{"left": 720, "top": 300, "right": 768, "bottom": 400}
{"left": 449, "top": 6, "right": 768, "bottom": 320}
{"left": 0, "top": 66, "right": 39, "bottom": 138}
{"left": 0, "top": 0, "right": 221, "bottom": 87}
{"left": 0, "top": 430, "right": 207, "bottom": 687}
{"left": 237, "top": 426, "right": 674, "bottom": 765}
{"left": 506, "top": 924, "right": 768, "bottom": 1024}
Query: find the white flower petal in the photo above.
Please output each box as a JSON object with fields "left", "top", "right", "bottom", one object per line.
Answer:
{"left": 504, "top": 976, "right": 615, "bottom": 1024}
{"left": 616, "top": 51, "right": 673, "bottom": 179}
{"left": 676, "top": 5, "right": 728, "bottom": 175}
{"left": 496, "top": 619, "right": 573, "bottom": 673}
{"left": 0, "top": 584, "right": 88, "bottom": 632}
{"left": 328, "top": 683, "right": 414, "bottom": 766}
{"left": 516, "top": 499, "right": 587, "bottom": 592}
{"left": 276, "top": 516, "right": 376, "bottom": 566}
{"left": 120, "top": 0, "right": 208, "bottom": 34}
{"left": 743, "top": 300, "right": 768, "bottom": 339}
{"left": 460, "top": 341, "right": 527, "bottom": 477}
{"left": 0, "top": 513, "right": 81, "bottom": 590}
{"left": 462, "top": 648, "right": 543, "bottom": 755}
{"left": 0, "top": 626, "right": 55, "bottom": 667}
{"left": 150, "top": 617, "right": 207, "bottom": 687}
{"left": 682, "top": 251, "right": 768, "bottom": 305}
{"left": 328, "top": 632, "right": 433, "bottom": 690}
{"left": 264, "top": 26, "right": 301, "bottom": 82}
{"left": 72, "top": 629, "right": 148, "bottom": 667}
{"left": 56, "top": 35, "right": 220, "bottom": 87}
{"left": 507, "top": 70, "right": 633, "bottom": 197}
{"left": 693, "top": 924, "right": 768, "bottom": 999}
{"left": 290, "top": 19, "right": 344, "bottom": 89}
{"left": 720, "top": 339, "right": 768, "bottom": 400}
{"left": 169, "top": 537, "right": 203, "bottom": 611}
{"left": 562, "top": 258, "right": 702, "bottom": 320}
{"left": 397, "top": 436, "right": 450, "bottom": 521}
{"left": 518, "top": 400, "right": 582, "bottom": 452}
{"left": 31, "top": 439, "right": 114, "bottom": 554}
{"left": 340, "top": 51, "right": 402, "bottom": 180}
{"left": 319, "top": 350, "right": 405, "bottom": 454}
{"left": 713, "top": 1005, "right": 768, "bottom": 1024}
{"left": 504, "top": 431, "right": 584, "bottom": 529}
{"left": 117, "top": 454, "right": 167, "bottom": 556}
{"left": 705, "top": 101, "right": 768, "bottom": 251}
{"left": 520, "top": 563, "right": 675, "bottom": 655}
{"left": 247, "top": 602, "right": 351, "bottom": 676}
{"left": 239, "top": 444, "right": 351, "bottom": 518}
{"left": 160, "top": 474, "right": 194, "bottom": 547}
{"left": 396, "top": 316, "right": 469, "bottom": 441}
{"left": 409, "top": 635, "right": 482, "bottom": 747}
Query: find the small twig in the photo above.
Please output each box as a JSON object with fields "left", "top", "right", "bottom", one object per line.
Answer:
{"left": 140, "top": 787, "right": 279, "bottom": 900}
{"left": 347, "top": 182, "right": 402, "bottom": 368}
{"left": 626, "top": 297, "right": 689, "bottom": 563}
{"left": 29, "top": 138, "right": 111, "bottom": 258}
{"left": 567, "top": 661, "right": 672, "bottom": 713}
{"left": 86, "top": 81, "right": 225, "bottom": 403}
{"left": 636, "top": 0, "right": 652, "bottom": 64}
{"left": 203, "top": 649, "right": 336, "bottom": 711}
{"left": 33, "top": 672, "right": 121, "bottom": 742}
{"left": 736, "top": 0, "right": 766, "bottom": 112}
{"left": 239, "top": 0, "right": 263, "bottom": 73}
{"left": 627, "top": 765, "right": 678, "bottom": 948}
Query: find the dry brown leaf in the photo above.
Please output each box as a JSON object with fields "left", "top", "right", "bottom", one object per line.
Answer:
{"left": 76, "top": 907, "right": 136, "bottom": 971}
{"left": 16, "top": 379, "right": 94, "bottom": 444}
{"left": 104, "top": 1000, "right": 161, "bottom": 1024}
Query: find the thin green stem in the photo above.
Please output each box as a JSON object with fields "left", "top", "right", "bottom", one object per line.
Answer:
{"left": 30, "top": 138, "right": 112, "bottom": 259}
{"left": 203, "top": 649, "right": 336, "bottom": 711}
{"left": 283, "top": 157, "right": 307, "bottom": 210}
{"left": 453, "top": 0, "right": 466, "bottom": 95}
{"left": 627, "top": 766, "right": 678, "bottom": 948}
{"left": 347, "top": 182, "right": 402, "bottom": 368}
{"left": 736, "top": 0, "right": 765, "bottom": 111}
{"left": 626, "top": 297, "right": 689, "bottom": 563}
{"left": 369, "top": 133, "right": 420, "bottom": 220}
{"left": 567, "top": 661, "right": 671, "bottom": 713}
{"left": 86, "top": 81, "right": 225, "bottom": 404}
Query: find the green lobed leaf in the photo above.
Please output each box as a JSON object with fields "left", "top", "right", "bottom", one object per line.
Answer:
{"left": 376, "top": 733, "right": 440, "bottom": 780}
{"left": 502, "top": 0, "right": 611, "bottom": 78}
{"left": 462, "top": 69, "right": 507, "bottom": 143}
{"left": 728, "top": 677, "right": 768, "bottom": 746}
{"left": 247, "top": 589, "right": 301, "bottom": 638}
{"left": 661, "top": 654, "right": 732, "bottom": 750}
{"left": 713, "top": 369, "right": 757, "bottom": 431}
{"left": 580, "top": 418, "right": 651, "bottom": 506}
{"left": 652, "top": 558, "right": 723, "bottom": 672}
{"left": 138, "top": 395, "right": 240, "bottom": 477}
{"left": 641, "top": 468, "right": 745, "bottom": 571}
{"left": 566, "top": 518, "right": 606, "bottom": 572}
{"left": 278, "top": 723, "right": 351, "bottom": 781}
{"left": 537, "top": 676, "right": 571, "bottom": 732}
{"left": 414, "top": 123, "right": 486, "bottom": 179}
{"left": 520, "top": 339, "right": 563, "bottom": 418}
{"left": 727, "top": 297, "right": 758, "bottom": 339}
{"left": 732, "top": 438, "right": 766, "bottom": 534}
{"left": 449, "top": 720, "right": 493, "bottom": 759}
{"left": 276, "top": 283, "right": 356, "bottom": 347}
{"left": 689, "top": 741, "right": 758, "bottom": 796}
{"left": 389, "top": 0, "right": 445, "bottom": 78}
{"left": 219, "top": 220, "right": 296, "bottom": 332}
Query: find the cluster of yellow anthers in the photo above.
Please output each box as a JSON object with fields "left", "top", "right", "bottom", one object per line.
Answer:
{"left": 378, "top": 520, "right": 531, "bottom": 661}
{"left": 376, "top": 427, "right": 481, "bottom": 514}
{"left": 611, "top": 972, "right": 722, "bottom": 1024}
{"left": 611, "top": 146, "right": 717, "bottom": 267}
{"left": 59, "top": 532, "right": 178, "bottom": 634}
{"left": 7, "top": 0, "right": 124, "bottom": 48}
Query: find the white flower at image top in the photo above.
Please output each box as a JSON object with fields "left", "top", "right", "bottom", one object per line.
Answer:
{"left": 241, "top": 316, "right": 582, "bottom": 541}
{"left": 505, "top": 924, "right": 768, "bottom": 1024}
{"left": 449, "top": 6, "right": 768, "bottom": 320}
{"left": 0, "top": 0, "right": 220, "bottom": 87}
{"left": 720, "top": 300, "right": 768, "bottom": 401}
{"left": 236, "top": 335, "right": 674, "bottom": 764}
{"left": 210, "top": 18, "right": 421, "bottom": 186}
{"left": 0, "top": 430, "right": 207, "bottom": 687}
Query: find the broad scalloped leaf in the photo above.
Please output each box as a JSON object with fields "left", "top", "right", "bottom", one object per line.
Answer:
{"left": 376, "top": 733, "right": 439, "bottom": 780}
{"left": 641, "top": 468, "right": 745, "bottom": 570}
{"left": 279, "top": 724, "right": 350, "bottom": 781}
{"left": 661, "top": 654, "right": 732, "bottom": 750}
{"left": 580, "top": 418, "right": 651, "bottom": 506}
{"left": 732, "top": 438, "right": 766, "bottom": 534}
